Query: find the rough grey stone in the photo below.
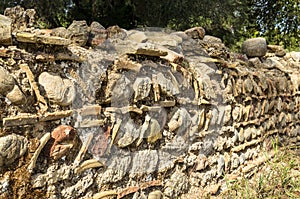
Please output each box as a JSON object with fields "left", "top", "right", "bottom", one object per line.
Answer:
{"left": 126, "top": 30, "right": 147, "bottom": 43}
{"left": 164, "top": 170, "right": 189, "bottom": 197}
{"left": 130, "top": 150, "right": 158, "bottom": 177}
{"left": 242, "top": 37, "right": 267, "bottom": 57}
{"left": 67, "top": 20, "right": 89, "bottom": 46}
{"left": 0, "top": 134, "right": 28, "bottom": 166}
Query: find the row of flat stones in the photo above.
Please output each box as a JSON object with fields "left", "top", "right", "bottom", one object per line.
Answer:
{"left": 0, "top": 6, "right": 300, "bottom": 198}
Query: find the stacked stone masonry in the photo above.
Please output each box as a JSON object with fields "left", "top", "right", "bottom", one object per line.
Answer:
{"left": 0, "top": 6, "right": 299, "bottom": 199}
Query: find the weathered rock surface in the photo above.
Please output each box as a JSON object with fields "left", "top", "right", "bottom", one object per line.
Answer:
{"left": 0, "top": 134, "right": 28, "bottom": 166}
{"left": 164, "top": 170, "right": 189, "bottom": 197}
{"left": 50, "top": 125, "right": 77, "bottom": 160}
{"left": 0, "top": 66, "right": 15, "bottom": 95}
{"left": 242, "top": 37, "right": 267, "bottom": 57}
{"left": 267, "top": 44, "right": 286, "bottom": 57}
{"left": 88, "top": 21, "right": 107, "bottom": 46}
{"left": 4, "top": 5, "right": 35, "bottom": 32}
{"left": 126, "top": 30, "right": 147, "bottom": 43}
{"left": 5, "top": 84, "right": 26, "bottom": 104}
{"left": 290, "top": 51, "right": 300, "bottom": 62}
{"left": 184, "top": 27, "right": 205, "bottom": 39}
{"left": 0, "top": 6, "right": 299, "bottom": 199}
{"left": 16, "top": 32, "right": 71, "bottom": 45}
{"left": 38, "top": 72, "right": 76, "bottom": 106}
{"left": 50, "top": 27, "right": 69, "bottom": 38}
{"left": 0, "top": 15, "right": 12, "bottom": 45}
{"left": 203, "top": 35, "right": 222, "bottom": 43}
{"left": 67, "top": 20, "right": 89, "bottom": 46}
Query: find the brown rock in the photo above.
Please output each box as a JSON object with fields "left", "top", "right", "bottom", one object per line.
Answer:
{"left": 0, "top": 15, "right": 12, "bottom": 45}
{"left": 148, "top": 190, "right": 162, "bottom": 199}
{"left": 184, "top": 27, "right": 205, "bottom": 39}
{"left": 107, "top": 25, "right": 126, "bottom": 39}
{"left": 67, "top": 20, "right": 89, "bottom": 46}
{"left": 242, "top": 37, "right": 267, "bottom": 57}
{"left": 4, "top": 6, "right": 35, "bottom": 32}
{"left": 15, "top": 32, "right": 36, "bottom": 43}
{"left": 88, "top": 21, "right": 107, "bottom": 46}
{"left": 133, "top": 43, "right": 168, "bottom": 56}
{"left": 39, "top": 110, "right": 73, "bottom": 122}
{"left": 267, "top": 44, "right": 286, "bottom": 57}
{"left": 50, "top": 125, "right": 77, "bottom": 160}
{"left": 35, "top": 53, "right": 55, "bottom": 62}
{"left": 161, "top": 47, "right": 184, "bottom": 62}
{"left": 36, "top": 35, "right": 71, "bottom": 45}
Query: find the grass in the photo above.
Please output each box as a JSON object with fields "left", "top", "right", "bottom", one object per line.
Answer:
{"left": 220, "top": 143, "right": 300, "bottom": 199}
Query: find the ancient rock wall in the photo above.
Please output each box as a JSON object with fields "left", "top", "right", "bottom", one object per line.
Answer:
{"left": 0, "top": 6, "right": 299, "bottom": 199}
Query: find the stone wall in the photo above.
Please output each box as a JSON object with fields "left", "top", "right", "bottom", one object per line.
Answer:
{"left": 0, "top": 6, "right": 299, "bottom": 199}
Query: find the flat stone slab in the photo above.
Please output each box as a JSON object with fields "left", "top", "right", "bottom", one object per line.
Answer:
{"left": 16, "top": 32, "right": 71, "bottom": 45}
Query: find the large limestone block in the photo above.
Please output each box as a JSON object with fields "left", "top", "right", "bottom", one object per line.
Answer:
{"left": 0, "top": 15, "right": 12, "bottom": 45}
{"left": 242, "top": 37, "right": 267, "bottom": 57}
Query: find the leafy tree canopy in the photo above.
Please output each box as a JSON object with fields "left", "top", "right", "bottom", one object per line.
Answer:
{"left": 0, "top": 0, "right": 299, "bottom": 50}
{"left": 252, "top": 0, "right": 300, "bottom": 50}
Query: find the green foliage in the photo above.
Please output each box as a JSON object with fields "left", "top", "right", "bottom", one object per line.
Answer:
{"left": 69, "top": 0, "right": 136, "bottom": 29}
{"left": 0, "top": 0, "right": 299, "bottom": 50}
{"left": 252, "top": 0, "right": 300, "bottom": 50}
